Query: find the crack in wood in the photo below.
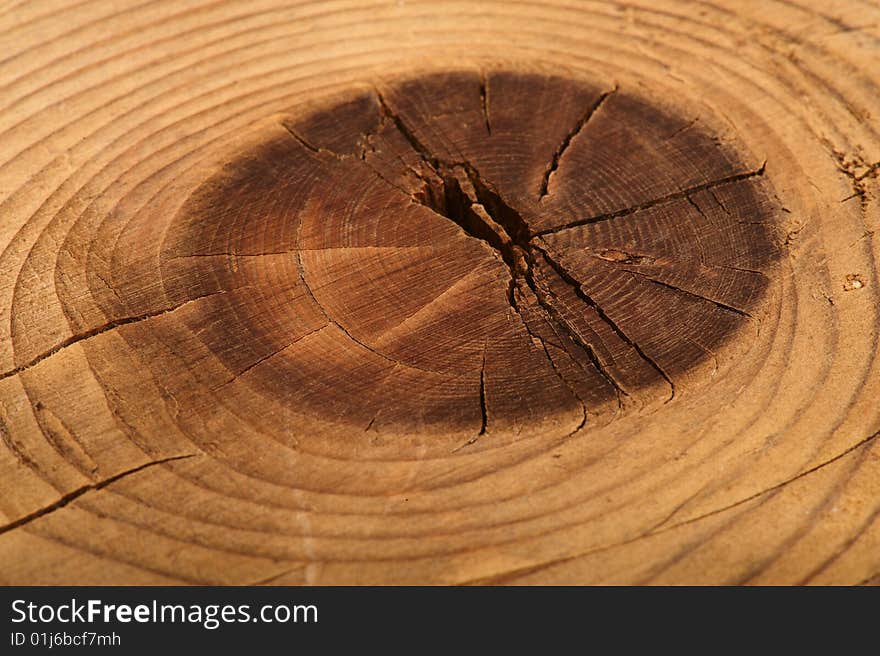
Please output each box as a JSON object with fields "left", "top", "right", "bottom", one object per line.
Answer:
{"left": 539, "top": 86, "right": 616, "bottom": 198}
{"left": 479, "top": 70, "right": 491, "bottom": 136}
{"left": 458, "top": 427, "right": 880, "bottom": 585}
{"left": 534, "top": 163, "right": 767, "bottom": 237}
{"left": 167, "top": 74, "right": 778, "bottom": 439}
{"left": 0, "top": 291, "right": 228, "bottom": 383}
{"left": 521, "top": 274, "right": 629, "bottom": 405}
{"left": 281, "top": 123, "right": 320, "bottom": 153}
{"left": 373, "top": 88, "right": 673, "bottom": 404}
{"left": 477, "top": 350, "right": 488, "bottom": 438}
{"left": 539, "top": 340, "right": 590, "bottom": 436}
{"left": 619, "top": 268, "right": 752, "bottom": 318}
{"left": 211, "top": 323, "right": 330, "bottom": 391}
{"left": 0, "top": 454, "right": 198, "bottom": 537}
{"left": 534, "top": 241, "right": 676, "bottom": 401}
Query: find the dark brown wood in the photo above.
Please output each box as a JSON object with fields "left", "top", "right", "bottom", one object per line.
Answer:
{"left": 1, "top": 0, "right": 879, "bottom": 586}
{"left": 151, "top": 71, "right": 782, "bottom": 447}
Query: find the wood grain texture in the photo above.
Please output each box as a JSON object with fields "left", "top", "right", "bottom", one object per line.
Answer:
{"left": 0, "top": 0, "right": 878, "bottom": 585}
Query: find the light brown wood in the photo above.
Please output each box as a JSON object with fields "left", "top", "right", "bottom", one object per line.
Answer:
{"left": 0, "top": 0, "right": 878, "bottom": 585}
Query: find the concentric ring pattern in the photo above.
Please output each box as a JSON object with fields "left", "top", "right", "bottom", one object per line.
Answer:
{"left": 0, "top": 0, "right": 878, "bottom": 584}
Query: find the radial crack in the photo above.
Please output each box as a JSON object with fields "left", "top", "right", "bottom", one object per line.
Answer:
{"left": 477, "top": 352, "right": 488, "bottom": 437}
{"left": 507, "top": 272, "right": 612, "bottom": 413}
{"left": 538, "top": 339, "right": 589, "bottom": 434}
{"left": 0, "top": 291, "right": 226, "bottom": 383}
{"left": 285, "top": 116, "right": 419, "bottom": 198}
{"left": 662, "top": 118, "right": 699, "bottom": 142}
{"left": 213, "top": 324, "right": 330, "bottom": 391}
{"left": 525, "top": 275, "right": 628, "bottom": 405}
{"left": 479, "top": 71, "right": 491, "bottom": 135}
{"left": 281, "top": 123, "right": 320, "bottom": 153}
{"left": 328, "top": 320, "right": 436, "bottom": 375}
{"left": 539, "top": 87, "right": 616, "bottom": 198}
{"left": 375, "top": 89, "right": 441, "bottom": 171}
{"left": 246, "top": 565, "right": 306, "bottom": 586}
{"left": 534, "top": 163, "right": 767, "bottom": 237}
{"left": 459, "top": 427, "right": 880, "bottom": 585}
{"left": 620, "top": 268, "right": 752, "bottom": 318}
{"left": 372, "top": 95, "right": 645, "bottom": 404}
{"left": 534, "top": 242, "right": 676, "bottom": 401}
{"left": 0, "top": 454, "right": 198, "bottom": 537}
{"left": 451, "top": 349, "right": 489, "bottom": 453}
{"left": 708, "top": 188, "right": 731, "bottom": 215}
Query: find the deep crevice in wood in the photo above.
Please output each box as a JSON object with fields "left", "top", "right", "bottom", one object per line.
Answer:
{"left": 127, "top": 71, "right": 780, "bottom": 435}
{"left": 533, "top": 242, "right": 676, "bottom": 400}
{"left": 3, "top": 2, "right": 875, "bottom": 586}
{"left": 374, "top": 86, "right": 676, "bottom": 404}
{"left": 538, "top": 86, "right": 616, "bottom": 198}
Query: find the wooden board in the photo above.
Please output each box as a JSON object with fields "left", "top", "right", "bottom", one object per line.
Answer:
{"left": 0, "top": 0, "right": 878, "bottom": 585}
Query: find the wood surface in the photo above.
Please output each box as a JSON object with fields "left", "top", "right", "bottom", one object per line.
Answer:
{"left": 0, "top": 0, "right": 878, "bottom": 585}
